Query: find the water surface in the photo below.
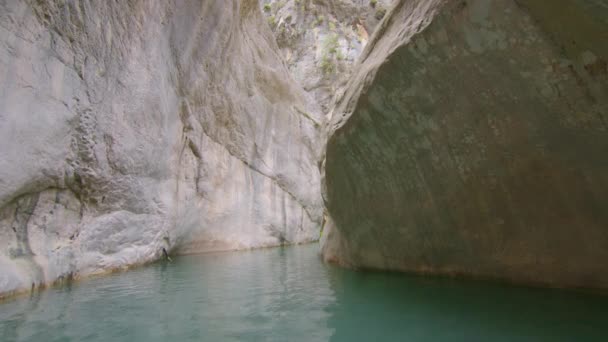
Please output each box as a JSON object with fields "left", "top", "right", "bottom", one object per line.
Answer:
{"left": 1, "top": 244, "right": 607, "bottom": 341}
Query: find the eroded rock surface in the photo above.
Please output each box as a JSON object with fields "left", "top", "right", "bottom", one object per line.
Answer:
{"left": 260, "top": 0, "right": 394, "bottom": 113}
{"left": 323, "top": 0, "right": 608, "bottom": 288}
{"left": 0, "top": 0, "right": 323, "bottom": 297}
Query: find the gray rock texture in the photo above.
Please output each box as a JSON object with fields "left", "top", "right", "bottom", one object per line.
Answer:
{"left": 323, "top": 0, "right": 608, "bottom": 288}
{"left": 0, "top": 0, "right": 323, "bottom": 297}
{"left": 260, "top": 0, "right": 394, "bottom": 113}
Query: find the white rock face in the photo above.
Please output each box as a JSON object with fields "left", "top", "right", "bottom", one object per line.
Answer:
{"left": 0, "top": 0, "right": 323, "bottom": 297}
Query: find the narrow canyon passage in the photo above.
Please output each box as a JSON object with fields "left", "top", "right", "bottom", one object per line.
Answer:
{"left": 1, "top": 0, "right": 607, "bottom": 340}
{"left": 1, "top": 244, "right": 608, "bottom": 342}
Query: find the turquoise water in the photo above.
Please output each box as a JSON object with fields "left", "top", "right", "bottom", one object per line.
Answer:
{"left": 1, "top": 244, "right": 607, "bottom": 341}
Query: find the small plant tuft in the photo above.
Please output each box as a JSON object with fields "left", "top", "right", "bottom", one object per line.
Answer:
{"left": 336, "top": 50, "right": 344, "bottom": 61}
{"left": 320, "top": 56, "right": 335, "bottom": 74}
{"left": 314, "top": 15, "right": 325, "bottom": 26}
{"left": 319, "top": 34, "right": 341, "bottom": 75}
{"left": 267, "top": 15, "right": 277, "bottom": 28}
{"left": 375, "top": 7, "right": 387, "bottom": 20}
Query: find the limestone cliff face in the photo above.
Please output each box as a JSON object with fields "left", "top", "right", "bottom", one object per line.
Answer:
{"left": 323, "top": 0, "right": 608, "bottom": 288}
{"left": 0, "top": 0, "right": 323, "bottom": 297}
{"left": 260, "top": 0, "right": 394, "bottom": 113}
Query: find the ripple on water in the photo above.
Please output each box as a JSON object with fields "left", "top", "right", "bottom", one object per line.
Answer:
{"left": 0, "top": 244, "right": 607, "bottom": 342}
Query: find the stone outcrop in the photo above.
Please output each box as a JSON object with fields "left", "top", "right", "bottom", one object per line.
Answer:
{"left": 260, "top": 0, "right": 394, "bottom": 113}
{"left": 323, "top": 0, "right": 608, "bottom": 288}
{"left": 0, "top": 0, "right": 323, "bottom": 297}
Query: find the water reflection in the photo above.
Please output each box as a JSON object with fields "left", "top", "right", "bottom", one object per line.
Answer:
{"left": 0, "top": 244, "right": 607, "bottom": 341}
{"left": 327, "top": 269, "right": 608, "bottom": 341}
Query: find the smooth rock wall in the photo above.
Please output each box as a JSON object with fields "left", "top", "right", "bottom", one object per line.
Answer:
{"left": 323, "top": 0, "right": 608, "bottom": 288}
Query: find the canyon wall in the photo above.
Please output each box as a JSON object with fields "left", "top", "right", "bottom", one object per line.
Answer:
{"left": 323, "top": 0, "right": 608, "bottom": 288}
{"left": 260, "top": 0, "right": 394, "bottom": 112}
{"left": 0, "top": 0, "right": 323, "bottom": 297}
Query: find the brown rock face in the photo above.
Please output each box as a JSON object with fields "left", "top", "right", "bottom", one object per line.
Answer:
{"left": 323, "top": 0, "right": 608, "bottom": 288}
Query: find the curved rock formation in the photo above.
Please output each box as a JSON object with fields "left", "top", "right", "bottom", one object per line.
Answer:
{"left": 0, "top": 0, "right": 323, "bottom": 297}
{"left": 323, "top": 0, "right": 608, "bottom": 288}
